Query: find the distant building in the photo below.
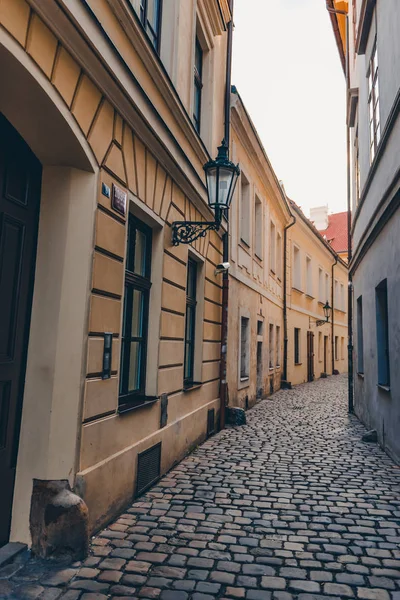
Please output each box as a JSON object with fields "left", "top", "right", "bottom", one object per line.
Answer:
{"left": 287, "top": 201, "right": 348, "bottom": 386}
{"left": 310, "top": 206, "right": 349, "bottom": 263}
{"left": 329, "top": 0, "right": 400, "bottom": 463}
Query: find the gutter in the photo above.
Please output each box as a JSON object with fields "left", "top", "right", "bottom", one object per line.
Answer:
{"left": 219, "top": 0, "right": 234, "bottom": 430}
{"left": 281, "top": 188, "right": 296, "bottom": 389}
{"left": 331, "top": 255, "right": 338, "bottom": 374}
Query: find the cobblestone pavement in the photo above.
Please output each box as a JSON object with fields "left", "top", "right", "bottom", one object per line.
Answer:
{"left": 3, "top": 374, "right": 400, "bottom": 600}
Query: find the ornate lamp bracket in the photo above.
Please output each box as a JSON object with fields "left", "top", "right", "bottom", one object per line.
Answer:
{"left": 172, "top": 220, "right": 219, "bottom": 246}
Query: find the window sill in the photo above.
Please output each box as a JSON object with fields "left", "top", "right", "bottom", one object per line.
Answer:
{"left": 377, "top": 384, "right": 390, "bottom": 393}
{"left": 292, "top": 286, "right": 303, "bottom": 294}
{"left": 183, "top": 382, "right": 202, "bottom": 392}
{"left": 240, "top": 238, "right": 250, "bottom": 249}
{"left": 306, "top": 294, "right": 315, "bottom": 300}
{"left": 357, "top": 372, "right": 364, "bottom": 378}
{"left": 240, "top": 376, "right": 249, "bottom": 382}
{"left": 118, "top": 395, "right": 158, "bottom": 415}
{"left": 294, "top": 362, "right": 302, "bottom": 366}
{"left": 255, "top": 253, "right": 263, "bottom": 261}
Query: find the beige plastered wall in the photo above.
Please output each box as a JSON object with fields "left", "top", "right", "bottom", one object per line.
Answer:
{"left": 0, "top": 0, "right": 225, "bottom": 541}
{"left": 226, "top": 112, "right": 289, "bottom": 406}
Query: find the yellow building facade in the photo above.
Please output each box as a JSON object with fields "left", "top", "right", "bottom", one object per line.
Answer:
{"left": 0, "top": 0, "right": 231, "bottom": 546}
{"left": 226, "top": 91, "right": 292, "bottom": 408}
{"left": 286, "top": 201, "right": 348, "bottom": 386}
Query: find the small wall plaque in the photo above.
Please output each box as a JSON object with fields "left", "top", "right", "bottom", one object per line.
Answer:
{"left": 101, "top": 182, "right": 111, "bottom": 198}
{"left": 112, "top": 184, "right": 127, "bottom": 217}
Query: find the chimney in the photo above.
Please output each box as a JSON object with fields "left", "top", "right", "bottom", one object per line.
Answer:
{"left": 310, "top": 205, "right": 329, "bottom": 230}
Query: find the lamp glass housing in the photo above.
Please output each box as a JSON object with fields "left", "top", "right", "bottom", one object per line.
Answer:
{"left": 323, "top": 301, "right": 332, "bottom": 321}
{"left": 204, "top": 142, "right": 240, "bottom": 212}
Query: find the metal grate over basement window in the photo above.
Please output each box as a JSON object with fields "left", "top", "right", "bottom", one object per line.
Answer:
{"left": 207, "top": 408, "right": 215, "bottom": 437}
{"left": 136, "top": 442, "right": 161, "bottom": 496}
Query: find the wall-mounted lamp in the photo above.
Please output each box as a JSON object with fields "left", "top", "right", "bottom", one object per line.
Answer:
{"left": 172, "top": 140, "right": 240, "bottom": 245}
{"left": 310, "top": 301, "right": 332, "bottom": 328}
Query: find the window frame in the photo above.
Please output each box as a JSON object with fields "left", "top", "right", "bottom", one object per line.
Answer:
{"left": 193, "top": 36, "right": 203, "bottom": 134}
{"left": 269, "top": 323, "right": 274, "bottom": 369}
{"left": 292, "top": 245, "right": 301, "bottom": 291}
{"left": 306, "top": 255, "right": 313, "bottom": 296}
{"left": 136, "top": 0, "right": 162, "bottom": 52}
{"left": 240, "top": 316, "right": 250, "bottom": 381}
{"left": 184, "top": 258, "right": 198, "bottom": 388}
{"left": 294, "top": 328, "right": 301, "bottom": 365}
{"left": 354, "top": 123, "right": 361, "bottom": 204}
{"left": 375, "top": 279, "right": 390, "bottom": 387}
{"left": 357, "top": 295, "right": 364, "bottom": 374}
{"left": 119, "top": 215, "right": 153, "bottom": 411}
{"left": 367, "top": 41, "right": 380, "bottom": 163}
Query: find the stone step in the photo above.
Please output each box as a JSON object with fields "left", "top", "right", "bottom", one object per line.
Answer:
{"left": 0, "top": 542, "right": 28, "bottom": 568}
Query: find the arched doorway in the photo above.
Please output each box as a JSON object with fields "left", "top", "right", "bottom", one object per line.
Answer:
{"left": 0, "top": 114, "right": 42, "bottom": 545}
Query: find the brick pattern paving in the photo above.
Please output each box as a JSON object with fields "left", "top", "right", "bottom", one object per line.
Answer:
{"left": 3, "top": 374, "right": 400, "bottom": 599}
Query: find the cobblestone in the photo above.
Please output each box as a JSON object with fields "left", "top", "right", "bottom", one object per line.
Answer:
{"left": 4, "top": 374, "right": 400, "bottom": 598}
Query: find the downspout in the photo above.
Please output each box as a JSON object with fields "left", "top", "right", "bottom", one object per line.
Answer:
{"left": 326, "top": 2, "right": 353, "bottom": 412}
{"left": 331, "top": 255, "right": 338, "bottom": 374}
{"left": 282, "top": 207, "right": 296, "bottom": 389}
{"left": 219, "top": 0, "right": 234, "bottom": 430}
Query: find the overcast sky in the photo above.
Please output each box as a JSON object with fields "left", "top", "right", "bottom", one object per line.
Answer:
{"left": 232, "top": 0, "right": 347, "bottom": 216}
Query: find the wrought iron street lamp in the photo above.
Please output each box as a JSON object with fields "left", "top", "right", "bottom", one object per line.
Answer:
{"left": 309, "top": 301, "right": 332, "bottom": 328}
{"left": 172, "top": 140, "right": 240, "bottom": 245}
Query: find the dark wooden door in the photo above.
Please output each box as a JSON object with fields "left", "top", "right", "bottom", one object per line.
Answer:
{"left": 0, "top": 114, "right": 41, "bottom": 546}
{"left": 324, "top": 336, "right": 328, "bottom": 374}
{"left": 307, "top": 331, "right": 314, "bottom": 382}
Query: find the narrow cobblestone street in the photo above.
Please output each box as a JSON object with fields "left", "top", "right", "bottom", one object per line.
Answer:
{"left": 3, "top": 374, "right": 400, "bottom": 600}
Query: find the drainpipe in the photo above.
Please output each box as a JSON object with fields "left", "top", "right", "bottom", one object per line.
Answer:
{"left": 282, "top": 209, "right": 296, "bottom": 388}
{"left": 331, "top": 255, "right": 338, "bottom": 374}
{"left": 219, "top": 0, "right": 234, "bottom": 430}
{"left": 326, "top": 1, "right": 353, "bottom": 412}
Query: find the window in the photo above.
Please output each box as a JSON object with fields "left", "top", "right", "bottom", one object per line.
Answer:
{"left": 257, "top": 320, "right": 263, "bottom": 336}
{"left": 240, "top": 317, "right": 250, "bottom": 379}
{"left": 357, "top": 296, "right": 364, "bottom": 374}
{"left": 276, "top": 325, "right": 281, "bottom": 367}
{"left": 325, "top": 273, "right": 329, "bottom": 304}
{"left": 340, "top": 283, "right": 345, "bottom": 311}
{"left": 318, "top": 331, "right": 322, "bottom": 362}
{"left": 119, "top": 215, "right": 152, "bottom": 408}
{"left": 240, "top": 174, "right": 250, "bottom": 245}
{"left": 269, "top": 324, "right": 274, "bottom": 368}
{"left": 341, "top": 337, "right": 345, "bottom": 360}
{"left": 376, "top": 279, "right": 390, "bottom": 386}
{"left": 254, "top": 196, "right": 262, "bottom": 259}
{"left": 335, "top": 336, "right": 339, "bottom": 361}
{"left": 354, "top": 125, "right": 361, "bottom": 204}
{"left": 294, "top": 328, "right": 301, "bottom": 364}
{"left": 306, "top": 256, "right": 312, "bottom": 296}
{"left": 276, "top": 232, "right": 282, "bottom": 279}
{"left": 135, "top": 0, "right": 161, "bottom": 50}
{"left": 193, "top": 37, "right": 203, "bottom": 133}
{"left": 368, "top": 42, "right": 380, "bottom": 163}
{"left": 184, "top": 258, "right": 197, "bottom": 386}
{"left": 293, "top": 245, "right": 301, "bottom": 290}
{"left": 270, "top": 221, "right": 276, "bottom": 273}
{"left": 318, "top": 268, "right": 323, "bottom": 302}
{"left": 334, "top": 280, "right": 339, "bottom": 308}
